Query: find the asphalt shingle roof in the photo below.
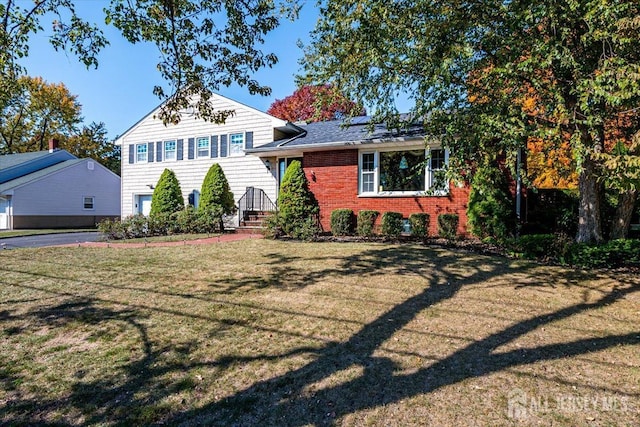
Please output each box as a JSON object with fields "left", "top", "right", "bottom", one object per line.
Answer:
{"left": 249, "top": 116, "right": 425, "bottom": 152}
{"left": 0, "top": 150, "right": 51, "bottom": 169}
{"left": 0, "top": 159, "right": 84, "bottom": 193}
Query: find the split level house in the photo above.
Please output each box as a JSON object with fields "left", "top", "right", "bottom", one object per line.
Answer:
{"left": 116, "top": 93, "right": 470, "bottom": 236}
{"left": 0, "top": 140, "right": 121, "bottom": 230}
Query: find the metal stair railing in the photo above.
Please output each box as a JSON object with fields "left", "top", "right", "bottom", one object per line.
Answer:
{"left": 237, "top": 187, "right": 277, "bottom": 226}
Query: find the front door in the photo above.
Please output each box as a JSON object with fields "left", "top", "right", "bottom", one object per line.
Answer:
{"left": 136, "top": 195, "right": 152, "bottom": 216}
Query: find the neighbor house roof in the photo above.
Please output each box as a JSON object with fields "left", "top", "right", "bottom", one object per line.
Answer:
{"left": 0, "top": 159, "right": 86, "bottom": 194}
{"left": 246, "top": 116, "right": 426, "bottom": 156}
{"left": 0, "top": 150, "right": 77, "bottom": 185}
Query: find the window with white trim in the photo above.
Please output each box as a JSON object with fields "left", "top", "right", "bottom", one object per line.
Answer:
{"left": 229, "top": 133, "right": 244, "bottom": 156}
{"left": 83, "top": 196, "right": 95, "bottom": 210}
{"left": 197, "top": 136, "right": 210, "bottom": 157}
{"left": 359, "top": 147, "right": 449, "bottom": 195}
{"left": 136, "top": 144, "right": 147, "bottom": 163}
{"left": 164, "top": 140, "right": 177, "bottom": 161}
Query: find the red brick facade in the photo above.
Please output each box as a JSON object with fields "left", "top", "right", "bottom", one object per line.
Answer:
{"left": 303, "top": 149, "right": 471, "bottom": 236}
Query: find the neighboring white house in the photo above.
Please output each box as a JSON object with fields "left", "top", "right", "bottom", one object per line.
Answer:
{"left": 114, "top": 93, "right": 301, "bottom": 222}
{"left": 0, "top": 143, "right": 121, "bottom": 229}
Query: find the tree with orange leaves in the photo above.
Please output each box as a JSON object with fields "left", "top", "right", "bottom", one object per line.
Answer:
{"left": 267, "top": 85, "right": 365, "bottom": 123}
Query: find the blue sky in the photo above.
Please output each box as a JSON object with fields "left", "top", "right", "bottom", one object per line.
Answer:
{"left": 19, "top": 1, "right": 323, "bottom": 139}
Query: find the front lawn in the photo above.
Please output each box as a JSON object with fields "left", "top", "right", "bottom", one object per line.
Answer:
{"left": 0, "top": 240, "right": 638, "bottom": 425}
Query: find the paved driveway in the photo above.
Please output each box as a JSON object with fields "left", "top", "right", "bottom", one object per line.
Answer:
{"left": 0, "top": 232, "right": 100, "bottom": 249}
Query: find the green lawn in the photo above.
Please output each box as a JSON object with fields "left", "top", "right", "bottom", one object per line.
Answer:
{"left": 1, "top": 239, "right": 638, "bottom": 426}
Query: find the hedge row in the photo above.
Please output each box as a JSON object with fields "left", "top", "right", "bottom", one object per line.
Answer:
{"left": 98, "top": 206, "right": 224, "bottom": 240}
{"left": 329, "top": 209, "right": 458, "bottom": 239}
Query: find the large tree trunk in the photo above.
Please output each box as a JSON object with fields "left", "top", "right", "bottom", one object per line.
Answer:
{"left": 610, "top": 189, "right": 638, "bottom": 240}
{"left": 576, "top": 156, "right": 603, "bottom": 243}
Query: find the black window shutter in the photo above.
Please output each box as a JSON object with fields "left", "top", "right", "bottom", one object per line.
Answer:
{"left": 220, "top": 135, "right": 228, "bottom": 157}
{"left": 245, "top": 131, "right": 253, "bottom": 149}
{"left": 156, "top": 141, "right": 163, "bottom": 162}
{"left": 148, "top": 142, "right": 154, "bottom": 162}
{"left": 128, "top": 145, "right": 135, "bottom": 164}
{"left": 188, "top": 138, "right": 195, "bottom": 160}
{"left": 177, "top": 139, "right": 184, "bottom": 160}
{"left": 211, "top": 135, "right": 218, "bottom": 158}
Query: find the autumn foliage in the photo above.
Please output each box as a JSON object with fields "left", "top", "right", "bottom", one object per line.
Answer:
{"left": 267, "top": 85, "right": 365, "bottom": 123}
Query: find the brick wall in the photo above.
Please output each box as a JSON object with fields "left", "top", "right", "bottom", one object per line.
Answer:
{"left": 303, "top": 150, "right": 471, "bottom": 236}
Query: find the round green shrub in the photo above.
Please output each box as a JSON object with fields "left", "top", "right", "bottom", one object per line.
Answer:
{"left": 409, "top": 213, "right": 430, "bottom": 237}
{"left": 437, "top": 213, "right": 459, "bottom": 239}
{"left": 330, "top": 209, "right": 354, "bottom": 236}
{"left": 357, "top": 210, "right": 379, "bottom": 237}
{"left": 381, "top": 212, "right": 404, "bottom": 237}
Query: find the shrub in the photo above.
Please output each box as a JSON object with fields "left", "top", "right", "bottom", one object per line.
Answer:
{"left": 97, "top": 218, "right": 126, "bottom": 240}
{"left": 277, "top": 160, "right": 320, "bottom": 237}
{"left": 437, "top": 213, "right": 459, "bottom": 239}
{"left": 199, "top": 164, "right": 235, "bottom": 232}
{"left": 148, "top": 212, "right": 172, "bottom": 236}
{"left": 565, "top": 239, "right": 640, "bottom": 268}
{"left": 409, "top": 213, "right": 430, "bottom": 238}
{"left": 357, "top": 210, "right": 379, "bottom": 237}
{"left": 381, "top": 212, "right": 404, "bottom": 237}
{"left": 262, "top": 212, "right": 284, "bottom": 239}
{"left": 467, "top": 162, "right": 515, "bottom": 241}
{"left": 150, "top": 169, "right": 184, "bottom": 216}
{"left": 124, "top": 213, "right": 150, "bottom": 238}
{"left": 508, "top": 233, "right": 572, "bottom": 261}
{"left": 330, "top": 209, "right": 354, "bottom": 236}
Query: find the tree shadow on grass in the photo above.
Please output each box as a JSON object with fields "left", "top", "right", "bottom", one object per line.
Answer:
{"left": 162, "top": 246, "right": 640, "bottom": 426}
{"left": 0, "top": 244, "right": 638, "bottom": 426}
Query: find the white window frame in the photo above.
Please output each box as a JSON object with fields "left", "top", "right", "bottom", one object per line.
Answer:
{"left": 229, "top": 133, "right": 244, "bottom": 156}
{"left": 358, "top": 146, "right": 449, "bottom": 196}
{"left": 136, "top": 144, "right": 147, "bottom": 163}
{"left": 196, "top": 136, "right": 210, "bottom": 158}
{"left": 164, "top": 140, "right": 177, "bottom": 161}
{"left": 83, "top": 196, "right": 95, "bottom": 210}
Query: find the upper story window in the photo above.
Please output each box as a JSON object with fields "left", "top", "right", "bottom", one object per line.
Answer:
{"left": 197, "top": 136, "right": 210, "bottom": 158}
{"left": 164, "top": 140, "right": 177, "bottom": 161}
{"left": 136, "top": 144, "right": 148, "bottom": 163}
{"left": 359, "top": 147, "right": 449, "bottom": 196}
{"left": 229, "top": 133, "right": 244, "bottom": 156}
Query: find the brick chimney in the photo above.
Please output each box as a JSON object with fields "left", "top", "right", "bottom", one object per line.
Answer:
{"left": 48, "top": 138, "right": 59, "bottom": 153}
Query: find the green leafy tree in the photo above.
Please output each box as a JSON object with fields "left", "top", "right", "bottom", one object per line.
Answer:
{"left": 1, "top": 0, "right": 299, "bottom": 125}
{"left": 150, "top": 169, "right": 184, "bottom": 216}
{"left": 467, "top": 161, "right": 515, "bottom": 241}
{"left": 65, "top": 121, "right": 121, "bottom": 175}
{"left": 199, "top": 163, "right": 235, "bottom": 231}
{"left": 301, "top": 0, "right": 640, "bottom": 243}
{"left": 0, "top": 76, "right": 81, "bottom": 153}
{"left": 277, "top": 160, "right": 319, "bottom": 237}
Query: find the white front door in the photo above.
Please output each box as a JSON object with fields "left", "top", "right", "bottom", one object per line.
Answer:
{"left": 137, "top": 195, "right": 152, "bottom": 216}
{"left": 0, "top": 198, "right": 8, "bottom": 229}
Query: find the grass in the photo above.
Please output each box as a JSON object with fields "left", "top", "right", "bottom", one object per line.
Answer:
{"left": 0, "top": 229, "right": 93, "bottom": 239}
{"left": 0, "top": 239, "right": 638, "bottom": 426}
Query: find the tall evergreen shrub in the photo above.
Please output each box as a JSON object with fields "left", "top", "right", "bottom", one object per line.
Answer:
{"left": 277, "top": 160, "right": 320, "bottom": 237}
{"left": 150, "top": 169, "right": 184, "bottom": 216}
{"left": 199, "top": 163, "right": 235, "bottom": 231}
{"left": 467, "top": 162, "right": 515, "bottom": 241}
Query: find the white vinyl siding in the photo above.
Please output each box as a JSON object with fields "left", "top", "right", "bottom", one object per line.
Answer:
{"left": 117, "top": 93, "right": 284, "bottom": 217}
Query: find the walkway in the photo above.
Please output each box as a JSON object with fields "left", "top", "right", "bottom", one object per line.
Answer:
{"left": 61, "top": 233, "right": 263, "bottom": 249}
